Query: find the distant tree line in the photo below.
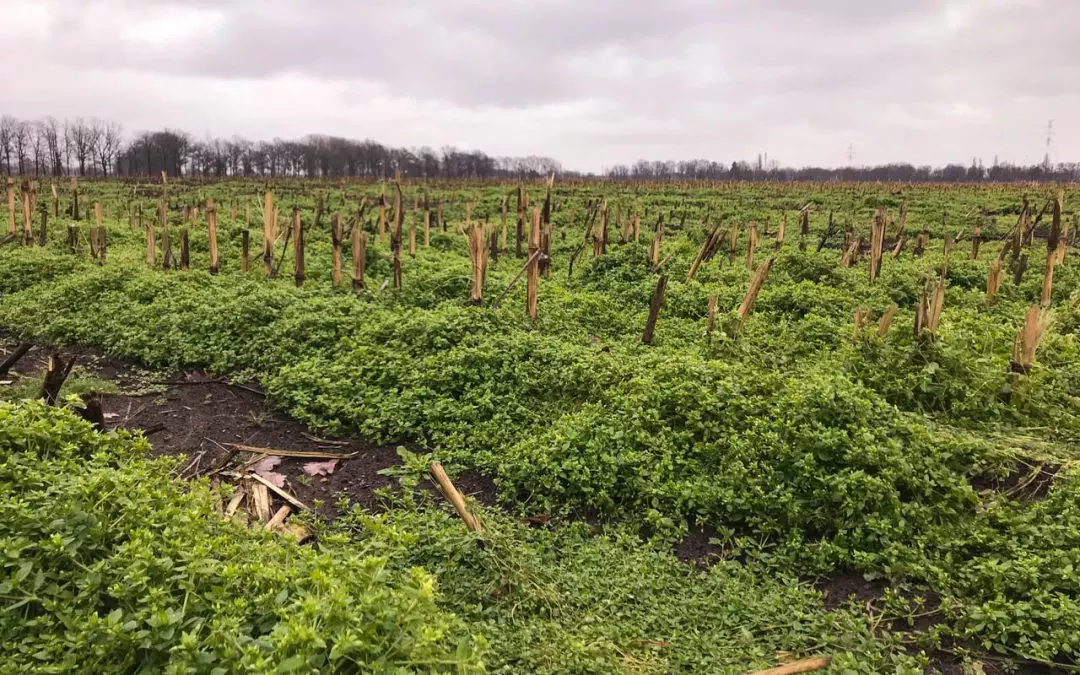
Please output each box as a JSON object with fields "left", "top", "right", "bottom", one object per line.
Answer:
{"left": 1, "top": 113, "right": 1076, "bottom": 182}
{"left": 0, "top": 114, "right": 565, "bottom": 180}
{"left": 604, "top": 157, "right": 1080, "bottom": 183}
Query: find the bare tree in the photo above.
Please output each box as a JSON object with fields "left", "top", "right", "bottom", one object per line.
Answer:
{"left": 97, "top": 121, "right": 122, "bottom": 176}
{"left": 12, "top": 121, "right": 30, "bottom": 175}
{"left": 30, "top": 121, "right": 49, "bottom": 175}
{"left": 42, "top": 117, "right": 64, "bottom": 176}
{"left": 69, "top": 118, "right": 92, "bottom": 176}
{"left": 0, "top": 116, "right": 15, "bottom": 175}
{"left": 87, "top": 119, "right": 105, "bottom": 176}
{"left": 62, "top": 119, "right": 74, "bottom": 174}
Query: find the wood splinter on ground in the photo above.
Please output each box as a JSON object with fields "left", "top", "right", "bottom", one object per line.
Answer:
{"left": 430, "top": 462, "right": 482, "bottom": 532}
{"left": 222, "top": 442, "right": 354, "bottom": 460}
{"left": 264, "top": 506, "right": 291, "bottom": 530}
{"left": 744, "top": 656, "right": 832, "bottom": 675}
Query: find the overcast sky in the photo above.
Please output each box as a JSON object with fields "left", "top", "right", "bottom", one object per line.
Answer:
{"left": 3, "top": 0, "right": 1076, "bottom": 172}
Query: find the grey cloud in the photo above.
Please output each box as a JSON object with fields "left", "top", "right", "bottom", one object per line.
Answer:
{"left": 6, "top": 0, "right": 1080, "bottom": 170}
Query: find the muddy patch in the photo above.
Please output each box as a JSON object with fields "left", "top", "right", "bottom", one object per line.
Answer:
{"left": 675, "top": 521, "right": 729, "bottom": 565}
{"left": 973, "top": 463, "right": 1060, "bottom": 502}
{"left": 1, "top": 341, "right": 499, "bottom": 520}
{"left": 816, "top": 572, "right": 889, "bottom": 611}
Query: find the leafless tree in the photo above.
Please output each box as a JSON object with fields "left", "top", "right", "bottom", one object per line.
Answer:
{"left": 12, "top": 121, "right": 30, "bottom": 175}
{"left": 42, "top": 116, "right": 64, "bottom": 176}
{"left": 69, "top": 118, "right": 92, "bottom": 176}
{"left": 87, "top": 118, "right": 105, "bottom": 176}
{"left": 62, "top": 119, "right": 74, "bottom": 174}
{"left": 30, "top": 121, "right": 50, "bottom": 175}
{"left": 0, "top": 116, "right": 16, "bottom": 175}
{"left": 96, "top": 121, "right": 122, "bottom": 176}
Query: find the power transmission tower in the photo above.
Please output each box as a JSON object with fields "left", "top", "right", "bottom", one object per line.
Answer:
{"left": 1044, "top": 120, "right": 1053, "bottom": 169}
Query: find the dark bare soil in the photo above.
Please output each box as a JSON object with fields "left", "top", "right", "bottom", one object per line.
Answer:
{"left": 816, "top": 572, "right": 890, "bottom": 612}
{"left": 813, "top": 571, "right": 1063, "bottom": 674}
{"left": 0, "top": 342, "right": 498, "bottom": 519}
{"left": 675, "top": 521, "right": 729, "bottom": 564}
{"left": 928, "top": 645, "right": 1059, "bottom": 675}
{"left": 972, "top": 463, "right": 1060, "bottom": 502}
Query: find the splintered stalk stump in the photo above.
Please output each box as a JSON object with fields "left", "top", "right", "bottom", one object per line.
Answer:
{"left": 706, "top": 295, "right": 718, "bottom": 340}
{"left": 500, "top": 195, "right": 508, "bottom": 254}
{"left": 1013, "top": 253, "right": 1028, "bottom": 286}
{"left": 352, "top": 223, "right": 367, "bottom": 290}
{"left": 262, "top": 191, "right": 275, "bottom": 276}
{"left": 593, "top": 200, "right": 608, "bottom": 257}
{"left": 41, "top": 352, "right": 76, "bottom": 406}
{"left": 208, "top": 207, "right": 220, "bottom": 274}
{"left": 877, "top": 304, "right": 897, "bottom": 337}
{"left": 642, "top": 275, "right": 668, "bottom": 345}
{"left": 1040, "top": 255, "right": 1055, "bottom": 307}
{"left": 746, "top": 223, "right": 758, "bottom": 270}
{"left": 179, "top": 229, "right": 190, "bottom": 270}
{"left": 95, "top": 202, "right": 104, "bottom": 234}
{"left": 160, "top": 198, "right": 171, "bottom": 269}
{"left": 241, "top": 230, "right": 250, "bottom": 272}
{"left": 70, "top": 176, "right": 80, "bottom": 221}
{"left": 331, "top": 214, "right": 343, "bottom": 288}
{"left": 391, "top": 183, "right": 403, "bottom": 289}
{"left": 516, "top": 185, "right": 526, "bottom": 257}
{"left": 776, "top": 213, "right": 786, "bottom": 250}
{"left": 467, "top": 221, "right": 488, "bottom": 304}
{"left": 987, "top": 258, "right": 1004, "bottom": 300}
{"left": 89, "top": 226, "right": 107, "bottom": 262}
{"left": 891, "top": 233, "right": 905, "bottom": 258}
{"left": 1058, "top": 214, "right": 1074, "bottom": 265}
{"left": 6, "top": 180, "right": 14, "bottom": 236}
{"left": 687, "top": 222, "right": 724, "bottom": 281}
{"left": 526, "top": 207, "right": 541, "bottom": 319}
{"left": 737, "top": 258, "right": 775, "bottom": 322}
{"left": 914, "top": 278, "right": 946, "bottom": 341}
{"left": 1009, "top": 305, "right": 1051, "bottom": 403}
{"left": 21, "top": 185, "right": 34, "bottom": 245}
{"left": 292, "top": 207, "right": 304, "bottom": 287}
{"left": 423, "top": 209, "right": 430, "bottom": 248}
{"left": 1011, "top": 305, "right": 1049, "bottom": 376}
{"left": 853, "top": 307, "right": 870, "bottom": 338}
{"left": 869, "top": 209, "right": 885, "bottom": 282}
{"left": 408, "top": 220, "right": 417, "bottom": 258}
{"left": 840, "top": 239, "right": 858, "bottom": 267}
{"left": 914, "top": 231, "right": 928, "bottom": 256}
{"left": 37, "top": 206, "right": 47, "bottom": 246}
{"left": 651, "top": 214, "right": 665, "bottom": 268}
{"left": 145, "top": 217, "right": 156, "bottom": 265}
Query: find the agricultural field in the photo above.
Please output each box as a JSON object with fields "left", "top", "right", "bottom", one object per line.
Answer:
{"left": 1, "top": 177, "right": 1078, "bottom": 674}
